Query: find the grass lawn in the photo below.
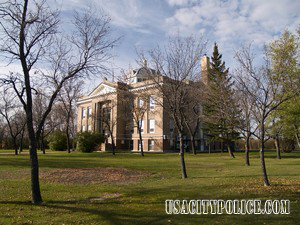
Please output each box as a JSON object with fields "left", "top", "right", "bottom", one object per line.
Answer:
{"left": 0, "top": 150, "right": 299, "bottom": 224}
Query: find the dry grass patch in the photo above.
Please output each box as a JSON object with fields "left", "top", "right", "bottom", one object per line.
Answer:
{"left": 89, "top": 193, "right": 122, "bottom": 202}
{"left": 0, "top": 169, "right": 30, "bottom": 180}
{"left": 237, "top": 178, "right": 300, "bottom": 195}
{"left": 41, "top": 167, "right": 149, "bottom": 185}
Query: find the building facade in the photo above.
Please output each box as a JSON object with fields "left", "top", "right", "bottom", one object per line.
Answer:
{"left": 77, "top": 59, "right": 210, "bottom": 152}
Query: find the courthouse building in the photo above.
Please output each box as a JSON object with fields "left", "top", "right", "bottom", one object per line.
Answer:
{"left": 77, "top": 58, "right": 210, "bottom": 152}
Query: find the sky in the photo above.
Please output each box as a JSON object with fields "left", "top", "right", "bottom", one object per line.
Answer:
{"left": 54, "top": 0, "right": 300, "bottom": 72}
{"left": 1, "top": 0, "right": 300, "bottom": 90}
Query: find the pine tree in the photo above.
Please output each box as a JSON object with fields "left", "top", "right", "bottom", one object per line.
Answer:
{"left": 204, "top": 43, "right": 240, "bottom": 158}
{"left": 208, "top": 43, "right": 229, "bottom": 82}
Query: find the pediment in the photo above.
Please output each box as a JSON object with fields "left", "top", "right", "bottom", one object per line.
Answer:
{"left": 89, "top": 83, "right": 116, "bottom": 96}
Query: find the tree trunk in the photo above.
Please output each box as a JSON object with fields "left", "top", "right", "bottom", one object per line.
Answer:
{"left": 66, "top": 114, "right": 71, "bottom": 153}
{"left": 40, "top": 128, "right": 45, "bottom": 154}
{"left": 138, "top": 128, "right": 144, "bottom": 156}
{"left": 191, "top": 135, "right": 196, "bottom": 155}
{"left": 28, "top": 124, "right": 43, "bottom": 203}
{"left": 227, "top": 144, "right": 235, "bottom": 158}
{"left": 19, "top": 128, "right": 25, "bottom": 153}
{"left": 245, "top": 136, "right": 250, "bottom": 166}
{"left": 66, "top": 131, "right": 71, "bottom": 153}
{"left": 260, "top": 122, "right": 270, "bottom": 186}
{"left": 41, "top": 138, "right": 45, "bottom": 154}
{"left": 295, "top": 133, "right": 300, "bottom": 149}
{"left": 6, "top": 121, "right": 18, "bottom": 155}
{"left": 208, "top": 142, "right": 211, "bottom": 154}
{"left": 179, "top": 133, "right": 187, "bottom": 179}
{"left": 185, "top": 121, "right": 197, "bottom": 155}
{"left": 72, "top": 135, "right": 75, "bottom": 151}
{"left": 274, "top": 135, "right": 281, "bottom": 160}
{"left": 13, "top": 138, "right": 18, "bottom": 155}
{"left": 221, "top": 140, "right": 224, "bottom": 153}
{"left": 20, "top": 0, "right": 42, "bottom": 204}
{"left": 110, "top": 131, "right": 116, "bottom": 156}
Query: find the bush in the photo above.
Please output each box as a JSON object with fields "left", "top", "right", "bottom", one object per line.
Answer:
{"left": 281, "top": 139, "right": 295, "bottom": 153}
{"left": 48, "top": 131, "right": 67, "bottom": 151}
{"left": 76, "top": 132, "right": 104, "bottom": 153}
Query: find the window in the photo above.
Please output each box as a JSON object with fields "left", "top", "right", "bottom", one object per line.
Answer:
{"left": 149, "top": 96, "right": 155, "bottom": 110}
{"left": 170, "top": 139, "right": 174, "bottom": 147}
{"left": 82, "top": 108, "right": 86, "bottom": 118}
{"left": 139, "top": 98, "right": 144, "bottom": 108}
{"left": 148, "top": 119, "right": 155, "bottom": 133}
{"left": 148, "top": 140, "right": 154, "bottom": 151}
{"left": 103, "top": 107, "right": 111, "bottom": 123}
{"left": 88, "top": 125, "right": 92, "bottom": 131}
{"left": 138, "top": 120, "right": 144, "bottom": 133}
{"left": 170, "top": 119, "right": 174, "bottom": 132}
{"left": 82, "top": 125, "right": 86, "bottom": 132}
{"left": 138, "top": 140, "right": 144, "bottom": 151}
{"left": 88, "top": 107, "right": 92, "bottom": 117}
{"left": 129, "top": 122, "right": 134, "bottom": 133}
{"left": 130, "top": 140, "right": 133, "bottom": 150}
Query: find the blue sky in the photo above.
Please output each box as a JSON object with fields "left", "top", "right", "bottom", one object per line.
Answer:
{"left": 55, "top": 0, "right": 300, "bottom": 74}
{"left": 1, "top": 0, "right": 300, "bottom": 91}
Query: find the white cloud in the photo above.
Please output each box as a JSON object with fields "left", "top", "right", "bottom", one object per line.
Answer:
{"left": 0, "top": 63, "right": 23, "bottom": 75}
{"left": 164, "top": 0, "right": 300, "bottom": 68}
{"left": 27, "top": 0, "right": 300, "bottom": 72}
{"left": 54, "top": 0, "right": 155, "bottom": 33}
{"left": 166, "top": 0, "right": 190, "bottom": 6}
{"left": 166, "top": 7, "right": 202, "bottom": 27}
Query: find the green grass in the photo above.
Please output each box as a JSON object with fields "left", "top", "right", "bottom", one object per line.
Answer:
{"left": 0, "top": 150, "right": 299, "bottom": 224}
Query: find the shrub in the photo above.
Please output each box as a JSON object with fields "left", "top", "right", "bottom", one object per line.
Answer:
{"left": 48, "top": 131, "right": 67, "bottom": 151}
{"left": 281, "top": 139, "right": 295, "bottom": 153}
{"left": 76, "top": 132, "right": 104, "bottom": 153}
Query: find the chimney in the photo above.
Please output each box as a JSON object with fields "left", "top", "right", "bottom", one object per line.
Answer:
{"left": 143, "top": 59, "right": 147, "bottom": 68}
{"left": 201, "top": 55, "right": 209, "bottom": 85}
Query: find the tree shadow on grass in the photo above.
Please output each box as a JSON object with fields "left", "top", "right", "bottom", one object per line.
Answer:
{"left": 0, "top": 157, "right": 103, "bottom": 169}
{"left": 277, "top": 155, "right": 300, "bottom": 159}
{"left": 0, "top": 200, "right": 172, "bottom": 225}
{"left": 252, "top": 154, "right": 300, "bottom": 159}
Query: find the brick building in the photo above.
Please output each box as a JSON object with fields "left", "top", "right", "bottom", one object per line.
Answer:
{"left": 77, "top": 58, "right": 210, "bottom": 152}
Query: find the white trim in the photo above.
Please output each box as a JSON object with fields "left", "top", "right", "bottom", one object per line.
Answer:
{"left": 148, "top": 139, "right": 154, "bottom": 151}
{"left": 77, "top": 99, "right": 93, "bottom": 104}
{"left": 148, "top": 119, "right": 155, "bottom": 133}
{"left": 130, "top": 83, "right": 158, "bottom": 92}
{"left": 89, "top": 83, "right": 116, "bottom": 96}
{"left": 149, "top": 96, "right": 155, "bottom": 111}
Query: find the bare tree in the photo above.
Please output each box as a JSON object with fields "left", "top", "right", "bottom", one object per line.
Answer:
{"left": 33, "top": 89, "right": 51, "bottom": 154}
{"left": 268, "top": 114, "right": 284, "bottom": 159}
{"left": 101, "top": 99, "right": 118, "bottom": 155}
{"left": 235, "top": 77, "right": 258, "bottom": 166}
{"left": 131, "top": 92, "right": 150, "bottom": 156}
{"left": 235, "top": 44, "right": 298, "bottom": 186}
{"left": 144, "top": 35, "right": 207, "bottom": 178}
{"left": 0, "top": 0, "right": 118, "bottom": 204}
{"left": 0, "top": 88, "right": 26, "bottom": 155}
{"left": 182, "top": 82, "right": 205, "bottom": 155}
{"left": 0, "top": 118, "right": 6, "bottom": 149}
{"left": 59, "top": 79, "right": 82, "bottom": 153}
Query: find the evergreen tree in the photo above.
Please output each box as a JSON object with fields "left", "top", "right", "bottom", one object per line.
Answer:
{"left": 208, "top": 43, "right": 229, "bottom": 82}
{"left": 204, "top": 43, "right": 240, "bottom": 158}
